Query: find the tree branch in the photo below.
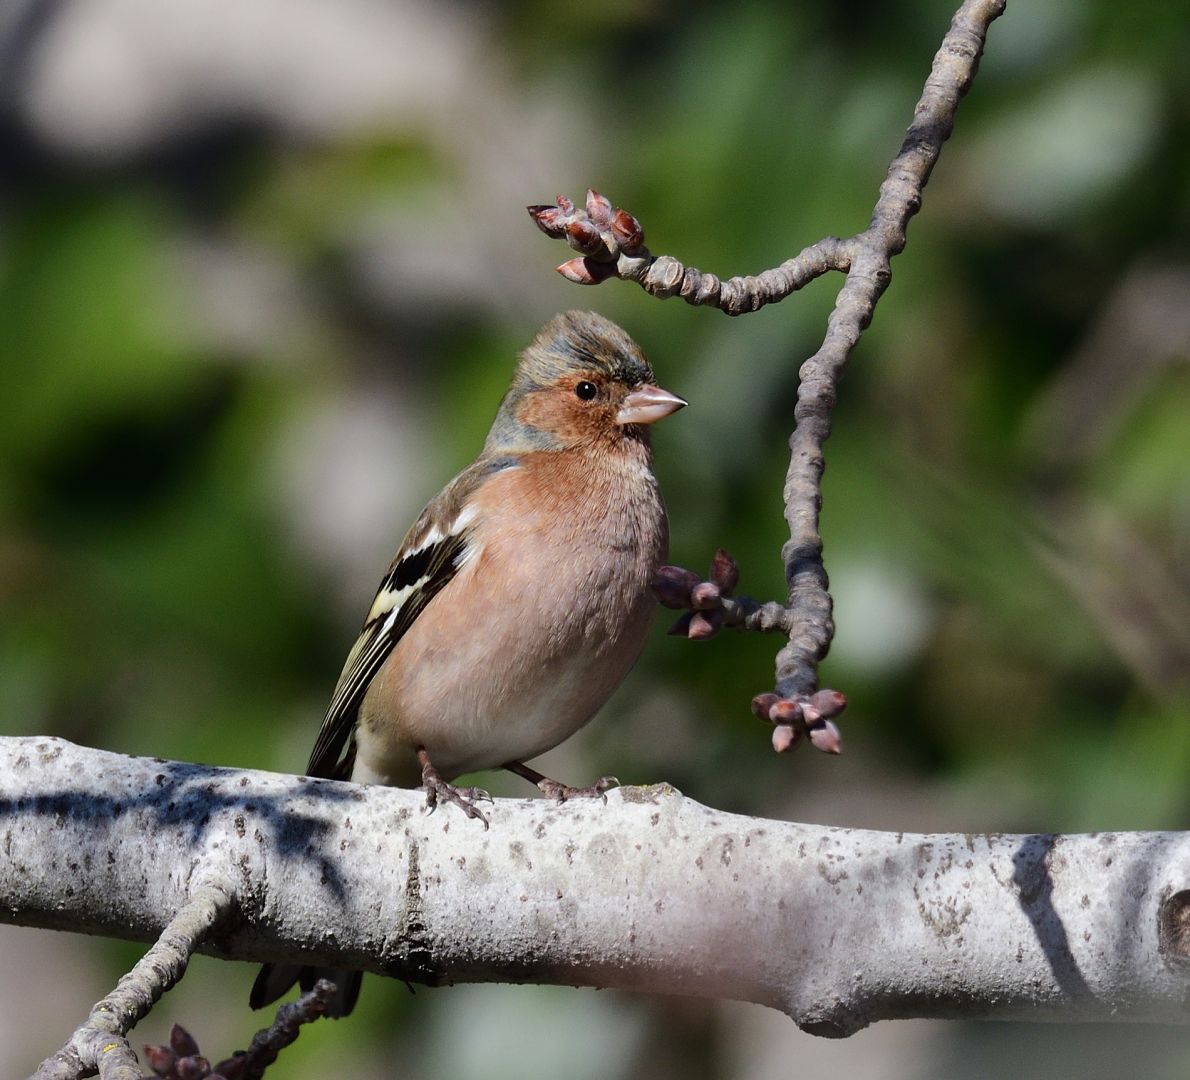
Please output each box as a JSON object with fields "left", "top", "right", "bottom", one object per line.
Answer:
{"left": 776, "top": 0, "right": 1004, "bottom": 699}
{"left": 32, "top": 879, "right": 234, "bottom": 1080}
{"left": 527, "top": 0, "right": 1008, "bottom": 710}
{"left": 4, "top": 737, "right": 1187, "bottom": 1047}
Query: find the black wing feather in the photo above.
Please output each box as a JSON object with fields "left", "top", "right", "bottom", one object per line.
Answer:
{"left": 305, "top": 530, "right": 470, "bottom": 779}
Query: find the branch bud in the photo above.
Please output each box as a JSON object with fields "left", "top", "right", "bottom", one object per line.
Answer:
{"left": 565, "top": 219, "right": 604, "bottom": 256}
{"left": 526, "top": 204, "right": 568, "bottom": 238}
{"left": 555, "top": 193, "right": 575, "bottom": 214}
{"left": 769, "top": 698, "right": 804, "bottom": 727}
{"left": 808, "top": 720, "right": 842, "bottom": 754}
{"left": 771, "top": 724, "right": 801, "bottom": 753}
{"left": 585, "top": 188, "right": 614, "bottom": 227}
{"left": 652, "top": 565, "right": 700, "bottom": 608}
{"left": 751, "top": 692, "right": 780, "bottom": 722}
{"left": 810, "top": 688, "right": 847, "bottom": 718}
{"left": 709, "top": 548, "right": 740, "bottom": 594}
{"left": 687, "top": 609, "right": 723, "bottom": 640}
{"left": 667, "top": 612, "right": 694, "bottom": 637}
{"left": 214, "top": 1055, "right": 248, "bottom": 1080}
{"left": 171, "top": 1025, "right": 200, "bottom": 1058}
{"left": 556, "top": 257, "right": 615, "bottom": 285}
{"left": 144, "top": 1044, "right": 176, "bottom": 1077}
{"left": 175, "top": 1056, "right": 211, "bottom": 1080}
{"left": 690, "top": 581, "right": 721, "bottom": 610}
{"left": 611, "top": 208, "right": 644, "bottom": 251}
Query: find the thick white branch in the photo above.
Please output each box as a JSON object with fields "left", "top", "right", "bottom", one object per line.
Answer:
{"left": 1, "top": 736, "right": 1186, "bottom": 1036}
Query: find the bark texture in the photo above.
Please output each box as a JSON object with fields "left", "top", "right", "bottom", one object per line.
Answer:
{"left": 2, "top": 737, "right": 1187, "bottom": 1037}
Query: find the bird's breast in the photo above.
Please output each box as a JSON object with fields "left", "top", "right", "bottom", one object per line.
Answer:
{"left": 355, "top": 448, "right": 668, "bottom": 780}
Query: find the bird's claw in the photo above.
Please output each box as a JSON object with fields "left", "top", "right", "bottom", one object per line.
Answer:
{"left": 537, "top": 775, "right": 620, "bottom": 804}
{"left": 421, "top": 772, "right": 492, "bottom": 828}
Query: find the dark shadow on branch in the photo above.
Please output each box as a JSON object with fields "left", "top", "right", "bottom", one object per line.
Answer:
{"left": 1012, "top": 835, "right": 1092, "bottom": 1000}
{"left": 0, "top": 756, "right": 360, "bottom": 904}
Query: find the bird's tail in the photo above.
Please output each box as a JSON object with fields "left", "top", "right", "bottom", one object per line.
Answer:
{"left": 250, "top": 962, "right": 362, "bottom": 1019}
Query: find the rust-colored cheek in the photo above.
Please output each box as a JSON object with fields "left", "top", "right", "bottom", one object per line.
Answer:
{"left": 517, "top": 390, "right": 614, "bottom": 443}
{"left": 516, "top": 391, "right": 566, "bottom": 433}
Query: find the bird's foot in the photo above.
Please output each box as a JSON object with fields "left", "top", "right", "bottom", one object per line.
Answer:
{"left": 418, "top": 750, "right": 492, "bottom": 828}
{"left": 537, "top": 775, "right": 620, "bottom": 804}
{"left": 505, "top": 760, "right": 619, "bottom": 803}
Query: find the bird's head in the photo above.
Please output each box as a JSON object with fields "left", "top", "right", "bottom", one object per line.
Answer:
{"left": 486, "top": 310, "right": 686, "bottom": 454}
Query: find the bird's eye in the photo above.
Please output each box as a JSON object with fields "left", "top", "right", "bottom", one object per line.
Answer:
{"left": 575, "top": 381, "right": 598, "bottom": 401}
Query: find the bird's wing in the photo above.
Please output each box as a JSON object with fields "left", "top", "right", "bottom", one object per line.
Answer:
{"left": 304, "top": 456, "right": 516, "bottom": 779}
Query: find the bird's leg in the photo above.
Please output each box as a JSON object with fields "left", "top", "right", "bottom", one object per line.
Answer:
{"left": 504, "top": 761, "right": 619, "bottom": 803}
{"left": 417, "top": 747, "right": 492, "bottom": 828}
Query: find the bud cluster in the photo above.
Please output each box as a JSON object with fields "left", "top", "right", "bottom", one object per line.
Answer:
{"left": 750, "top": 688, "right": 846, "bottom": 756}
{"left": 144, "top": 1024, "right": 240, "bottom": 1080}
{"left": 527, "top": 189, "right": 646, "bottom": 286}
{"left": 653, "top": 548, "right": 740, "bottom": 640}
{"left": 652, "top": 549, "right": 847, "bottom": 757}
{"left": 145, "top": 981, "right": 335, "bottom": 1080}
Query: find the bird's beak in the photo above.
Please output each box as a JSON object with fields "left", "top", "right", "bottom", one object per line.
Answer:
{"left": 616, "top": 384, "right": 687, "bottom": 426}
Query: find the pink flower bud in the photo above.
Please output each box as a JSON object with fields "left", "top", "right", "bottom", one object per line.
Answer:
{"left": 771, "top": 724, "right": 801, "bottom": 753}
{"left": 808, "top": 720, "right": 842, "bottom": 754}
{"left": 710, "top": 548, "right": 740, "bottom": 594}
{"left": 690, "top": 581, "right": 721, "bottom": 610}
{"left": 769, "top": 698, "right": 803, "bottom": 726}
{"left": 652, "top": 565, "right": 699, "bottom": 608}
{"left": 556, "top": 193, "right": 575, "bottom": 214}
{"left": 611, "top": 208, "right": 644, "bottom": 251}
{"left": 585, "top": 188, "right": 614, "bottom": 226}
{"left": 527, "top": 204, "right": 568, "bottom": 238}
{"left": 687, "top": 609, "right": 723, "bottom": 639}
{"left": 751, "top": 692, "right": 780, "bottom": 721}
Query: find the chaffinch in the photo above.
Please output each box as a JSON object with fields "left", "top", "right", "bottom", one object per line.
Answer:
{"left": 251, "top": 309, "right": 685, "bottom": 1016}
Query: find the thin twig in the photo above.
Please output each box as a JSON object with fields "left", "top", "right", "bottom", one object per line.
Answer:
{"left": 527, "top": 196, "right": 851, "bottom": 316}
{"left": 233, "top": 979, "right": 336, "bottom": 1080}
{"left": 776, "top": 0, "right": 1004, "bottom": 697}
{"left": 31, "top": 880, "right": 236, "bottom": 1080}
{"left": 614, "top": 235, "right": 853, "bottom": 315}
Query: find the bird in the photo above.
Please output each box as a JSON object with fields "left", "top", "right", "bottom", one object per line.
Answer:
{"left": 251, "top": 309, "right": 686, "bottom": 1017}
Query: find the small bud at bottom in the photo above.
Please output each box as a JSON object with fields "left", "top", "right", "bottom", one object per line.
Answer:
{"left": 556, "top": 257, "right": 616, "bottom": 285}
{"left": 808, "top": 720, "right": 842, "bottom": 754}
{"left": 688, "top": 609, "right": 723, "bottom": 640}
{"left": 772, "top": 724, "right": 801, "bottom": 753}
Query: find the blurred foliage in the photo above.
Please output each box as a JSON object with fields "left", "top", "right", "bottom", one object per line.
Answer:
{"left": 2, "top": 0, "right": 1188, "bottom": 1078}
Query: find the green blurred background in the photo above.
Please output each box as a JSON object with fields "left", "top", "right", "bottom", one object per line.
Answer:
{"left": 2, "top": 0, "right": 1188, "bottom": 1076}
